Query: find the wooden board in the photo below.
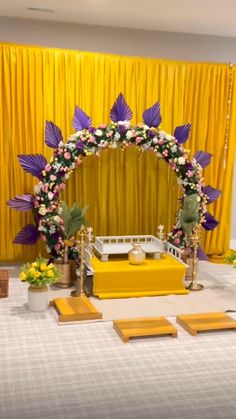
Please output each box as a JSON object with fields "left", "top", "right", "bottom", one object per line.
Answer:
{"left": 0, "top": 270, "right": 9, "bottom": 298}
{"left": 50, "top": 296, "right": 102, "bottom": 322}
{"left": 176, "top": 312, "right": 236, "bottom": 336}
{"left": 113, "top": 317, "right": 177, "bottom": 342}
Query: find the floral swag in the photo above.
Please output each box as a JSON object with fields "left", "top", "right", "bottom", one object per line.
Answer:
{"left": 8, "top": 94, "right": 221, "bottom": 260}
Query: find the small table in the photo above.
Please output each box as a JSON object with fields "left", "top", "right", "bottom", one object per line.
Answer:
{"left": 113, "top": 317, "right": 177, "bottom": 342}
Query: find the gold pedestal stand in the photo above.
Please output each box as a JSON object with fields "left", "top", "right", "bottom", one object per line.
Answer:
{"left": 186, "top": 227, "right": 204, "bottom": 291}
{"left": 51, "top": 226, "right": 102, "bottom": 322}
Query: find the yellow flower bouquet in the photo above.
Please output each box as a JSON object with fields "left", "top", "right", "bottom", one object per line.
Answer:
{"left": 20, "top": 256, "right": 61, "bottom": 287}
{"left": 224, "top": 250, "right": 236, "bottom": 267}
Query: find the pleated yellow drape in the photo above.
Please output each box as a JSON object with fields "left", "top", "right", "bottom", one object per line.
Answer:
{"left": 0, "top": 43, "right": 235, "bottom": 261}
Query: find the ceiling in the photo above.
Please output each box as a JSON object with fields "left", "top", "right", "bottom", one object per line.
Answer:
{"left": 1, "top": 0, "right": 236, "bottom": 37}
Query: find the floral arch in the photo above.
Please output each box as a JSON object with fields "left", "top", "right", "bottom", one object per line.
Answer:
{"left": 8, "top": 94, "right": 221, "bottom": 260}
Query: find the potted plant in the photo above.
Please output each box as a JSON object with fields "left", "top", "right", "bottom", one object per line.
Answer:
{"left": 53, "top": 201, "right": 88, "bottom": 288}
{"left": 20, "top": 256, "right": 61, "bottom": 312}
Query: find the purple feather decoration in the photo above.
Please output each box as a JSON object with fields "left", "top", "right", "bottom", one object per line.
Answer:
{"left": 45, "top": 121, "right": 63, "bottom": 148}
{"left": 142, "top": 102, "right": 162, "bottom": 128}
{"left": 110, "top": 93, "right": 133, "bottom": 122}
{"left": 7, "top": 194, "right": 34, "bottom": 211}
{"left": 13, "top": 224, "right": 39, "bottom": 245}
{"left": 73, "top": 106, "right": 92, "bottom": 131}
{"left": 197, "top": 245, "right": 208, "bottom": 260}
{"left": 193, "top": 151, "right": 212, "bottom": 168}
{"left": 202, "top": 212, "right": 219, "bottom": 231}
{"left": 18, "top": 154, "right": 47, "bottom": 178}
{"left": 202, "top": 186, "right": 222, "bottom": 204}
{"left": 174, "top": 124, "right": 191, "bottom": 144}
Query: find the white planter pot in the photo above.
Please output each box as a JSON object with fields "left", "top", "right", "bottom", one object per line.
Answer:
{"left": 28, "top": 285, "right": 49, "bottom": 312}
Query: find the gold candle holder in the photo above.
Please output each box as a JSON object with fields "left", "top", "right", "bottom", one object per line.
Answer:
{"left": 187, "top": 227, "right": 204, "bottom": 291}
{"left": 71, "top": 225, "right": 93, "bottom": 297}
{"left": 157, "top": 225, "right": 165, "bottom": 241}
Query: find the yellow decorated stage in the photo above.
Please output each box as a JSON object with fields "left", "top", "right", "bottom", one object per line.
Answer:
{"left": 91, "top": 254, "right": 188, "bottom": 299}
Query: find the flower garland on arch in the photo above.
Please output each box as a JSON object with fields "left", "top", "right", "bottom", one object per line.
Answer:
{"left": 8, "top": 94, "right": 221, "bottom": 260}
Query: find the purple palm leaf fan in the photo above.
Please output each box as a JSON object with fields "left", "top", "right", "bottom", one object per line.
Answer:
{"left": 110, "top": 93, "right": 133, "bottom": 122}
{"left": 202, "top": 212, "right": 219, "bottom": 231}
{"left": 193, "top": 151, "right": 212, "bottom": 168}
{"left": 142, "top": 102, "right": 162, "bottom": 128}
{"left": 202, "top": 186, "right": 222, "bottom": 204}
{"left": 45, "top": 121, "right": 63, "bottom": 148}
{"left": 18, "top": 154, "right": 47, "bottom": 178}
{"left": 7, "top": 194, "right": 34, "bottom": 211}
{"left": 197, "top": 245, "right": 208, "bottom": 260}
{"left": 72, "top": 106, "right": 92, "bottom": 131}
{"left": 13, "top": 224, "right": 39, "bottom": 244}
{"left": 174, "top": 124, "right": 191, "bottom": 144}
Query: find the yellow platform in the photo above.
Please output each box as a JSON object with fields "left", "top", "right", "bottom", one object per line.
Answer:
{"left": 113, "top": 317, "right": 178, "bottom": 342}
{"left": 91, "top": 254, "right": 187, "bottom": 299}
{"left": 50, "top": 296, "right": 102, "bottom": 322}
{"left": 176, "top": 312, "right": 236, "bottom": 336}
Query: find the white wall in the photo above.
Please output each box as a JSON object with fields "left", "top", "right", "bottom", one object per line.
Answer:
{"left": 0, "top": 16, "right": 235, "bottom": 244}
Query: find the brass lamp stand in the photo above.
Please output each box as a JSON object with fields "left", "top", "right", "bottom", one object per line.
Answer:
{"left": 186, "top": 228, "right": 204, "bottom": 291}
{"left": 71, "top": 225, "right": 91, "bottom": 297}
{"left": 51, "top": 226, "right": 102, "bottom": 322}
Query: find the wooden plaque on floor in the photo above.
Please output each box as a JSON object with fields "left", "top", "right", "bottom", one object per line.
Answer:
{"left": 176, "top": 312, "right": 236, "bottom": 336}
{"left": 50, "top": 296, "right": 102, "bottom": 322}
{"left": 113, "top": 317, "right": 177, "bottom": 342}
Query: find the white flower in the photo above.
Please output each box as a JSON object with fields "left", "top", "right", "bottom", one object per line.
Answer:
{"left": 114, "top": 132, "right": 121, "bottom": 141}
{"left": 58, "top": 141, "right": 64, "bottom": 147}
{"left": 152, "top": 137, "right": 158, "bottom": 144}
{"left": 142, "top": 124, "right": 149, "bottom": 131}
{"left": 126, "top": 130, "right": 133, "bottom": 140}
{"left": 67, "top": 143, "right": 76, "bottom": 151}
{"left": 165, "top": 134, "right": 173, "bottom": 141}
{"left": 171, "top": 145, "right": 177, "bottom": 152}
{"left": 118, "top": 120, "right": 130, "bottom": 129}
{"left": 110, "top": 142, "right": 117, "bottom": 149}
{"left": 95, "top": 129, "right": 103, "bottom": 137}
{"left": 54, "top": 215, "right": 61, "bottom": 223}
{"left": 178, "top": 157, "right": 186, "bottom": 165}
{"left": 49, "top": 225, "right": 56, "bottom": 234}
{"left": 58, "top": 207, "right": 63, "bottom": 215}
{"left": 65, "top": 173, "right": 70, "bottom": 180}
{"left": 47, "top": 192, "right": 54, "bottom": 201}
{"left": 38, "top": 205, "right": 47, "bottom": 216}
{"left": 34, "top": 184, "right": 41, "bottom": 194}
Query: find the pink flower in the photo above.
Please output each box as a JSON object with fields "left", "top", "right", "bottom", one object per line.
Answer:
{"left": 64, "top": 152, "right": 71, "bottom": 160}
{"left": 187, "top": 170, "right": 193, "bottom": 178}
{"left": 135, "top": 137, "right": 142, "bottom": 144}
{"left": 174, "top": 238, "right": 180, "bottom": 245}
{"left": 54, "top": 243, "right": 61, "bottom": 251}
{"left": 77, "top": 159, "right": 83, "bottom": 166}
{"left": 158, "top": 139, "right": 164, "bottom": 145}
{"left": 45, "top": 164, "right": 52, "bottom": 172}
{"left": 88, "top": 136, "right": 96, "bottom": 143}
{"left": 99, "top": 124, "right": 106, "bottom": 129}
{"left": 41, "top": 235, "right": 47, "bottom": 242}
{"left": 162, "top": 150, "right": 168, "bottom": 157}
{"left": 177, "top": 230, "right": 183, "bottom": 236}
{"left": 60, "top": 183, "right": 66, "bottom": 190}
{"left": 50, "top": 175, "right": 57, "bottom": 181}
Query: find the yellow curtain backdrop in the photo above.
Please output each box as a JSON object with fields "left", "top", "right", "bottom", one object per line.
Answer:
{"left": 0, "top": 43, "right": 235, "bottom": 261}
